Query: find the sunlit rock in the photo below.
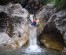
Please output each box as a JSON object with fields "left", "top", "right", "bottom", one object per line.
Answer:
{"left": 36, "top": 3, "right": 56, "bottom": 34}
{"left": 0, "top": 3, "right": 29, "bottom": 50}
{"left": 36, "top": 3, "right": 56, "bottom": 21}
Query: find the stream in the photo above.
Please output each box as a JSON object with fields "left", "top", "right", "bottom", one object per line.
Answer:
{"left": 0, "top": 14, "right": 62, "bottom": 55}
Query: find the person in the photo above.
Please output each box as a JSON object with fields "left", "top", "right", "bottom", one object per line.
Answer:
{"left": 31, "top": 18, "right": 36, "bottom": 26}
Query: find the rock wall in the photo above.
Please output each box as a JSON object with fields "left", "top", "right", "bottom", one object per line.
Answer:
{"left": 48, "top": 10, "right": 66, "bottom": 44}
{"left": 36, "top": 3, "right": 56, "bottom": 21}
{"left": 36, "top": 3, "right": 65, "bottom": 51}
{"left": 0, "top": 3, "right": 29, "bottom": 50}
{"left": 36, "top": 4, "right": 56, "bottom": 34}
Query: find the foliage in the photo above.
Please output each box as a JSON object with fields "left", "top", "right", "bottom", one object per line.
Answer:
{"left": 41, "top": 0, "right": 66, "bottom": 10}
{"left": 53, "top": 0, "right": 66, "bottom": 10}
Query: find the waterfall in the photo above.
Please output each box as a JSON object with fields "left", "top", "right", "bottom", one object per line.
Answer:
{"left": 25, "top": 14, "right": 41, "bottom": 53}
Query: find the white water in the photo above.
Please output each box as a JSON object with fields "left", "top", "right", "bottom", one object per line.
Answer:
{"left": 25, "top": 14, "right": 42, "bottom": 53}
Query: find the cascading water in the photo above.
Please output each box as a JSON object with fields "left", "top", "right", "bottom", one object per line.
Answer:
{"left": 25, "top": 14, "right": 42, "bottom": 53}
{"left": 19, "top": 14, "right": 60, "bottom": 55}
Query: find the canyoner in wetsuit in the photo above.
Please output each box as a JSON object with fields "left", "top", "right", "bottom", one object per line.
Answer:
{"left": 29, "top": 14, "right": 37, "bottom": 26}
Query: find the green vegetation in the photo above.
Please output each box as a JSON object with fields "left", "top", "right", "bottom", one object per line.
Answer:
{"left": 42, "top": 0, "right": 66, "bottom": 10}
{"left": 53, "top": 0, "right": 66, "bottom": 10}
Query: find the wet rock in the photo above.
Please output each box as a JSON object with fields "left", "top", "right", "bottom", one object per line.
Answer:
{"left": 0, "top": 3, "right": 29, "bottom": 50}
{"left": 37, "top": 23, "right": 65, "bottom": 51}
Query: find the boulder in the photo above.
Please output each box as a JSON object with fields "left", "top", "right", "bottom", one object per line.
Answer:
{"left": 36, "top": 3, "right": 56, "bottom": 21}
{"left": 48, "top": 10, "right": 66, "bottom": 43}
{"left": 0, "top": 3, "right": 29, "bottom": 50}
{"left": 37, "top": 23, "right": 65, "bottom": 51}
{"left": 37, "top": 9, "right": 66, "bottom": 51}
{"left": 36, "top": 4, "right": 56, "bottom": 34}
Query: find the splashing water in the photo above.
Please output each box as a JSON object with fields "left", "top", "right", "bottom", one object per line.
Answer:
{"left": 25, "top": 14, "right": 42, "bottom": 53}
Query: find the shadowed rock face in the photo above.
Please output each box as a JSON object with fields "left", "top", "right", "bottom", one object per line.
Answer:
{"left": 0, "top": 12, "right": 7, "bottom": 32}
{"left": 0, "top": 3, "right": 29, "bottom": 50}
{"left": 0, "top": 0, "right": 24, "bottom": 5}
{"left": 47, "top": 10, "right": 66, "bottom": 47}
{"left": 37, "top": 23, "right": 65, "bottom": 51}
{"left": 0, "top": 0, "right": 10, "bottom": 5}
